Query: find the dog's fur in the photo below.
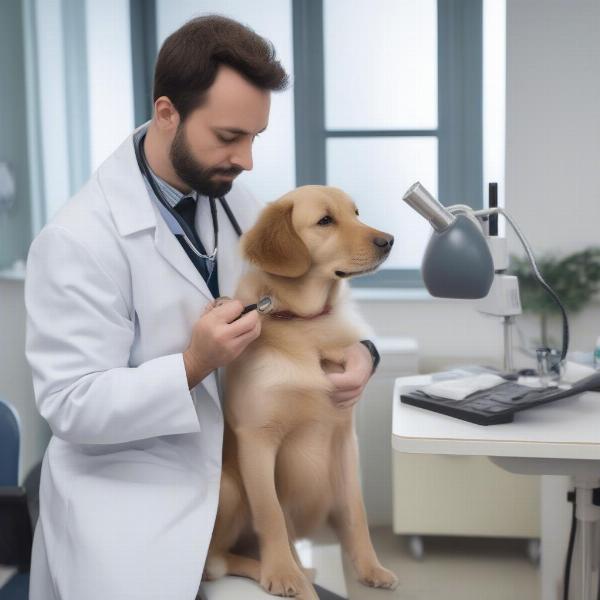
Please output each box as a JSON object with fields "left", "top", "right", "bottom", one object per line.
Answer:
{"left": 204, "top": 185, "right": 398, "bottom": 598}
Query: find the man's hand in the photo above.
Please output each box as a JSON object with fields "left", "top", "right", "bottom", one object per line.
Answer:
{"left": 326, "top": 342, "right": 374, "bottom": 409}
{"left": 183, "top": 299, "right": 261, "bottom": 389}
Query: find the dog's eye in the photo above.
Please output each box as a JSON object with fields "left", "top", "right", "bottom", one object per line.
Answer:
{"left": 317, "top": 215, "right": 334, "bottom": 226}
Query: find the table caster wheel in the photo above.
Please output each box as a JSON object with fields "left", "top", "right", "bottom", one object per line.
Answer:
{"left": 408, "top": 535, "right": 424, "bottom": 560}
{"left": 527, "top": 539, "right": 541, "bottom": 565}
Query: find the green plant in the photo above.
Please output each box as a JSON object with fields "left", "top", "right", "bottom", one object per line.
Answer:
{"left": 509, "top": 247, "right": 600, "bottom": 347}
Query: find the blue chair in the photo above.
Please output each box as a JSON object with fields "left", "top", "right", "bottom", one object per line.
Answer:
{"left": 0, "top": 398, "right": 32, "bottom": 600}
{"left": 0, "top": 575, "right": 28, "bottom": 600}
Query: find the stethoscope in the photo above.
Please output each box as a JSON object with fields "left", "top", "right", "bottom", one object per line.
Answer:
{"left": 134, "top": 133, "right": 275, "bottom": 317}
{"left": 134, "top": 132, "right": 243, "bottom": 264}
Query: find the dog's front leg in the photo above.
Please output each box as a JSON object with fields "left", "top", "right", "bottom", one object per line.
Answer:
{"left": 330, "top": 429, "right": 399, "bottom": 590}
{"left": 236, "top": 428, "right": 317, "bottom": 599}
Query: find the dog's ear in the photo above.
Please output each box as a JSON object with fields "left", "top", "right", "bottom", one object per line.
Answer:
{"left": 241, "top": 199, "right": 311, "bottom": 277}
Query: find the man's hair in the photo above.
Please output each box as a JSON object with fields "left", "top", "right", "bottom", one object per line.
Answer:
{"left": 153, "top": 15, "right": 289, "bottom": 120}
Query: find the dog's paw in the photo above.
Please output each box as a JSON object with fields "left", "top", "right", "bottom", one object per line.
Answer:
{"left": 260, "top": 562, "right": 311, "bottom": 597}
{"left": 358, "top": 564, "right": 399, "bottom": 590}
{"left": 295, "top": 585, "right": 319, "bottom": 600}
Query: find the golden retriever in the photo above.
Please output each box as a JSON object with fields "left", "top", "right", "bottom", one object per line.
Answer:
{"left": 204, "top": 185, "right": 398, "bottom": 598}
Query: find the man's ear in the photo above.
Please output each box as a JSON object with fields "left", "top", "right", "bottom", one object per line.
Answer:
{"left": 154, "top": 96, "right": 180, "bottom": 131}
{"left": 241, "top": 199, "right": 311, "bottom": 277}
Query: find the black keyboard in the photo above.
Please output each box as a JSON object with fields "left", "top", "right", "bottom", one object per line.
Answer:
{"left": 400, "top": 371, "right": 600, "bottom": 425}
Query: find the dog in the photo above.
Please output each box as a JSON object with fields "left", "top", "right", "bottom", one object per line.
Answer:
{"left": 204, "top": 185, "right": 398, "bottom": 598}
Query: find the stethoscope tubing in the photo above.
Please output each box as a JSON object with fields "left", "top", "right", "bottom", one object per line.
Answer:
{"left": 135, "top": 133, "right": 243, "bottom": 260}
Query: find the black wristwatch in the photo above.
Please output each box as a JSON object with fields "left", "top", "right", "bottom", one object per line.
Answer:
{"left": 360, "top": 339, "right": 380, "bottom": 374}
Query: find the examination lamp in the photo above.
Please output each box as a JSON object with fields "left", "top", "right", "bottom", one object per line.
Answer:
{"left": 402, "top": 182, "right": 494, "bottom": 299}
{"left": 402, "top": 182, "right": 569, "bottom": 373}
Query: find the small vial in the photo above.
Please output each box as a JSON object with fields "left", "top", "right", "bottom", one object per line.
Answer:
{"left": 536, "top": 347, "right": 551, "bottom": 386}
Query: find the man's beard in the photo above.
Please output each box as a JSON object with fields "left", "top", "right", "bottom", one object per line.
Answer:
{"left": 170, "top": 124, "right": 242, "bottom": 198}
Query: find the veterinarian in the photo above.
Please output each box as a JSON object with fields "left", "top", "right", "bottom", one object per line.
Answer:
{"left": 25, "top": 15, "right": 380, "bottom": 600}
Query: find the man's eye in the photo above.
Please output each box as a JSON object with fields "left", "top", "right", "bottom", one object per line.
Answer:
{"left": 355, "top": 209, "right": 359, "bottom": 216}
{"left": 317, "top": 215, "right": 334, "bottom": 226}
{"left": 218, "top": 134, "right": 237, "bottom": 143}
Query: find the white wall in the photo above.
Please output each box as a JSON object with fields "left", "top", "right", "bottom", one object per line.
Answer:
{"left": 505, "top": 2, "right": 600, "bottom": 598}
{"left": 505, "top": 0, "right": 600, "bottom": 256}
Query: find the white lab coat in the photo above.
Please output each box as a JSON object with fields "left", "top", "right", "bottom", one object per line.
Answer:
{"left": 24, "top": 129, "right": 263, "bottom": 600}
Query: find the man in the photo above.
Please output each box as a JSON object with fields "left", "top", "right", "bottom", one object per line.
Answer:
{"left": 25, "top": 15, "right": 378, "bottom": 600}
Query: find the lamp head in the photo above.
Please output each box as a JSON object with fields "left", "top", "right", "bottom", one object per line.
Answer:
{"left": 403, "top": 182, "right": 494, "bottom": 299}
{"left": 403, "top": 182, "right": 456, "bottom": 232}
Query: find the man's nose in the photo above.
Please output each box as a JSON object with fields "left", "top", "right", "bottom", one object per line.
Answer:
{"left": 231, "top": 140, "right": 253, "bottom": 172}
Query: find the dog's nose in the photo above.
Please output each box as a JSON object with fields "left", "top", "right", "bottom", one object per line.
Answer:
{"left": 373, "top": 235, "right": 394, "bottom": 251}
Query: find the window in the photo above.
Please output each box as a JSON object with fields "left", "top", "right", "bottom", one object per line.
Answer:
{"left": 293, "top": 0, "right": 485, "bottom": 288}
{"left": 25, "top": 0, "right": 135, "bottom": 228}
{"left": 15, "top": 0, "right": 502, "bottom": 289}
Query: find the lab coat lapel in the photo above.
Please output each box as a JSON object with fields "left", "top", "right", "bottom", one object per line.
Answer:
{"left": 99, "top": 130, "right": 220, "bottom": 406}
{"left": 101, "top": 129, "right": 214, "bottom": 303}
{"left": 153, "top": 215, "right": 215, "bottom": 302}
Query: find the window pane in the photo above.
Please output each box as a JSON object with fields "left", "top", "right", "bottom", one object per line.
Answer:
{"left": 86, "top": 0, "right": 134, "bottom": 172}
{"left": 324, "top": 0, "right": 437, "bottom": 131}
{"left": 34, "top": 0, "right": 70, "bottom": 221}
{"left": 326, "top": 137, "right": 437, "bottom": 270}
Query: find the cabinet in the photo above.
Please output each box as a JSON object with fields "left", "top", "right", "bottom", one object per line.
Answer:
{"left": 355, "top": 337, "right": 419, "bottom": 526}
{"left": 393, "top": 453, "right": 540, "bottom": 536}
{"left": 392, "top": 373, "right": 541, "bottom": 560}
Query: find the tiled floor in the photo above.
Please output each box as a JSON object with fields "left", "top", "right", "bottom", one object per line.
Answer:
{"left": 343, "top": 527, "right": 539, "bottom": 600}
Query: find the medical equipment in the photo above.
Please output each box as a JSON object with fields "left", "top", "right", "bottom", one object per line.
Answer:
{"left": 234, "top": 296, "right": 273, "bottom": 321}
{"left": 401, "top": 369, "right": 600, "bottom": 425}
{"left": 402, "top": 182, "right": 569, "bottom": 373}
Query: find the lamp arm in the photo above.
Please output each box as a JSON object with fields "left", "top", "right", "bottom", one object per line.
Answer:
{"left": 471, "top": 206, "right": 569, "bottom": 362}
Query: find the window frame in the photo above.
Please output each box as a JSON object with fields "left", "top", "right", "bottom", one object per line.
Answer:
{"left": 130, "top": 0, "right": 157, "bottom": 128}
{"left": 131, "top": 0, "right": 484, "bottom": 289}
{"left": 292, "top": 0, "right": 483, "bottom": 289}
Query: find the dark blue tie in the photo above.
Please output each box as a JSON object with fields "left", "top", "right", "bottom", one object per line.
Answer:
{"left": 174, "top": 196, "right": 220, "bottom": 298}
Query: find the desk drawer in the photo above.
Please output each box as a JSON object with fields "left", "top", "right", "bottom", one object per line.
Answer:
{"left": 393, "top": 453, "right": 540, "bottom": 538}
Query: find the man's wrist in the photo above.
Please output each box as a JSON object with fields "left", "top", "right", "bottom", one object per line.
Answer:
{"left": 183, "top": 350, "right": 211, "bottom": 390}
{"left": 359, "top": 339, "right": 380, "bottom": 374}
